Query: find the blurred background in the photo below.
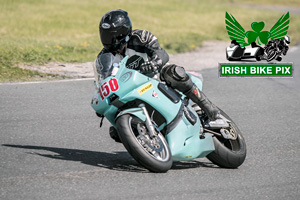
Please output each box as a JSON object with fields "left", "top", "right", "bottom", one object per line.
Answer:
{"left": 0, "top": 0, "right": 299, "bottom": 82}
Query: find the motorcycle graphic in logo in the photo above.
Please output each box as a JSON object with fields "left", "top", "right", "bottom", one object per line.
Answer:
{"left": 225, "top": 12, "right": 290, "bottom": 62}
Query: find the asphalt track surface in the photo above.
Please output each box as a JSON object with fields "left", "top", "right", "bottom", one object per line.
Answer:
{"left": 1, "top": 47, "right": 299, "bottom": 200}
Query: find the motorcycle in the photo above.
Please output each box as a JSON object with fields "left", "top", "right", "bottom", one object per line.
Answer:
{"left": 91, "top": 54, "right": 246, "bottom": 173}
{"left": 263, "top": 44, "right": 285, "bottom": 62}
{"left": 226, "top": 40, "right": 264, "bottom": 61}
{"left": 262, "top": 37, "right": 290, "bottom": 62}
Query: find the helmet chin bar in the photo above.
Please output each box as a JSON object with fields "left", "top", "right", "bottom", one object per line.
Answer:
{"left": 110, "top": 35, "right": 130, "bottom": 53}
{"left": 117, "top": 44, "right": 127, "bottom": 53}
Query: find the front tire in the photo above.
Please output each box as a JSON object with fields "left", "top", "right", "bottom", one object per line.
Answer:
{"left": 116, "top": 114, "right": 173, "bottom": 173}
{"left": 206, "top": 109, "right": 246, "bottom": 168}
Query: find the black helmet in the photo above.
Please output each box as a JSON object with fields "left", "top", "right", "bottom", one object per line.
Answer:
{"left": 284, "top": 35, "right": 290, "bottom": 45}
{"left": 99, "top": 9, "right": 132, "bottom": 52}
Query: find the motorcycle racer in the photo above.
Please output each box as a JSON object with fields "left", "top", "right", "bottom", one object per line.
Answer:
{"left": 263, "top": 36, "right": 290, "bottom": 62}
{"left": 94, "top": 9, "right": 229, "bottom": 141}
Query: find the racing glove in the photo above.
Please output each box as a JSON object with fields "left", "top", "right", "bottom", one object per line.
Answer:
{"left": 140, "top": 61, "right": 158, "bottom": 73}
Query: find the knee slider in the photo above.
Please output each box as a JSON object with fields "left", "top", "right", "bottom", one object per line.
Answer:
{"left": 161, "top": 64, "right": 193, "bottom": 93}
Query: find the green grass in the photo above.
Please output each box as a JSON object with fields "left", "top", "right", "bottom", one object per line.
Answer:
{"left": 0, "top": 65, "right": 63, "bottom": 82}
{"left": 1, "top": 0, "right": 300, "bottom": 82}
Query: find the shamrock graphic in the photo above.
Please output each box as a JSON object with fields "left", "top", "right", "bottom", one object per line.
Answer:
{"left": 225, "top": 12, "right": 289, "bottom": 47}
{"left": 246, "top": 22, "right": 270, "bottom": 45}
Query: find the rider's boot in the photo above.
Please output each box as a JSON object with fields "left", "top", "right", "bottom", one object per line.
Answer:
{"left": 185, "top": 84, "right": 230, "bottom": 129}
{"left": 109, "top": 126, "right": 122, "bottom": 143}
{"left": 96, "top": 112, "right": 122, "bottom": 143}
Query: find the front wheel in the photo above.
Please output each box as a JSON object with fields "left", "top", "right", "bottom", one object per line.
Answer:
{"left": 116, "top": 114, "right": 173, "bottom": 173}
{"left": 206, "top": 109, "right": 246, "bottom": 168}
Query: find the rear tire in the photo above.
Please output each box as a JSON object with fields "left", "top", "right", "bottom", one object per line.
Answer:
{"left": 206, "top": 109, "right": 246, "bottom": 168}
{"left": 116, "top": 114, "right": 173, "bottom": 173}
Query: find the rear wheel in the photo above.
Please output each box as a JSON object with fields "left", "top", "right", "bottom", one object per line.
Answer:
{"left": 116, "top": 114, "right": 173, "bottom": 173}
{"left": 255, "top": 47, "right": 264, "bottom": 61}
{"left": 206, "top": 109, "right": 246, "bottom": 168}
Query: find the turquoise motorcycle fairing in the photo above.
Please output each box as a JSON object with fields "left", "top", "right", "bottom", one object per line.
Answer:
{"left": 91, "top": 56, "right": 215, "bottom": 161}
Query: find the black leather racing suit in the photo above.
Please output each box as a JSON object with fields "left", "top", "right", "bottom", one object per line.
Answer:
{"left": 94, "top": 29, "right": 195, "bottom": 94}
{"left": 94, "top": 29, "right": 219, "bottom": 121}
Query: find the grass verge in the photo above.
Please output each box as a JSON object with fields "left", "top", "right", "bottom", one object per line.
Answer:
{"left": 1, "top": 0, "right": 300, "bottom": 82}
{"left": 0, "top": 65, "right": 63, "bottom": 83}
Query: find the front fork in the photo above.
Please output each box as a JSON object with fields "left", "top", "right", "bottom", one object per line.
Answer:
{"left": 139, "top": 104, "right": 157, "bottom": 138}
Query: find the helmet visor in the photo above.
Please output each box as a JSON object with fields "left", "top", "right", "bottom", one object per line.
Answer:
{"left": 103, "top": 35, "right": 130, "bottom": 52}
